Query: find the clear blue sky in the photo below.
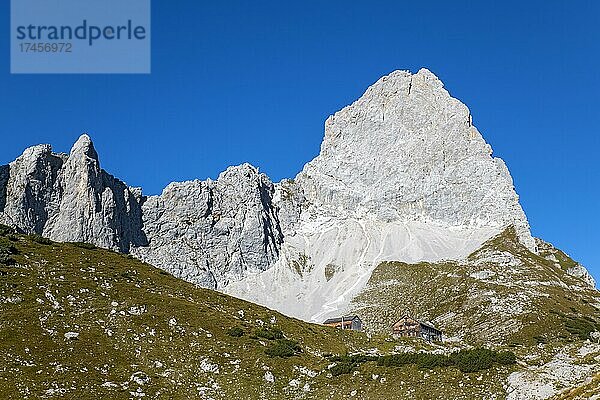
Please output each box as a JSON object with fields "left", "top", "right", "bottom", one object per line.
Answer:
{"left": 1, "top": 1, "right": 599, "bottom": 282}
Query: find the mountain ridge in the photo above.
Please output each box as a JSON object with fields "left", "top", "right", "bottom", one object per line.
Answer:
{"left": 0, "top": 69, "right": 594, "bottom": 324}
{"left": 1, "top": 68, "right": 599, "bottom": 399}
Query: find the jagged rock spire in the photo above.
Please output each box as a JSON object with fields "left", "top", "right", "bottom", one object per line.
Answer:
{"left": 0, "top": 134, "right": 146, "bottom": 252}
{"left": 69, "top": 133, "right": 99, "bottom": 162}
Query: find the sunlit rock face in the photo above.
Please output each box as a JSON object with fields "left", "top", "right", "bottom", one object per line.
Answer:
{"left": 131, "top": 163, "right": 283, "bottom": 289}
{"left": 0, "top": 136, "right": 283, "bottom": 290}
{"left": 226, "top": 69, "right": 539, "bottom": 321}
{"left": 296, "top": 69, "right": 534, "bottom": 250}
{"left": 3, "top": 69, "right": 588, "bottom": 324}
{"left": 0, "top": 135, "right": 146, "bottom": 253}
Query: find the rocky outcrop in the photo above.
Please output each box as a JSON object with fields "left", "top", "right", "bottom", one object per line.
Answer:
{"left": 131, "top": 164, "right": 283, "bottom": 288}
{"left": 566, "top": 264, "right": 596, "bottom": 288}
{"left": 536, "top": 237, "right": 596, "bottom": 287}
{"left": 0, "top": 135, "right": 146, "bottom": 252}
{"left": 42, "top": 135, "right": 146, "bottom": 252}
{"left": 272, "top": 179, "right": 306, "bottom": 235}
{"left": 0, "top": 164, "right": 8, "bottom": 212}
{"left": 0, "top": 144, "right": 65, "bottom": 234}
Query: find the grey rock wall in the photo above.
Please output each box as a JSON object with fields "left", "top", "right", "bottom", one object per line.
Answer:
{"left": 0, "top": 135, "right": 284, "bottom": 289}
{"left": 296, "top": 69, "right": 536, "bottom": 251}
{"left": 2, "top": 69, "right": 582, "bottom": 296}
{"left": 131, "top": 164, "right": 283, "bottom": 288}
{"left": 0, "top": 135, "right": 146, "bottom": 253}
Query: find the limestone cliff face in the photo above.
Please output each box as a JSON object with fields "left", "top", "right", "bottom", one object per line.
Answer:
{"left": 131, "top": 164, "right": 283, "bottom": 288}
{"left": 225, "top": 69, "right": 543, "bottom": 321}
{"left": 0, "top": 144, "right": 64, "bottom": 234}
{"left": 0, "top": 135, "right": 146, "bottom": 253}
{"left": 0, "top": 136, "right": 283, "bottom": 290}
{"left": 296, "top": 69, "right": 535, "bottom": 251}
{"left": 0, "top": 136, "right": 283, "bottom": 289}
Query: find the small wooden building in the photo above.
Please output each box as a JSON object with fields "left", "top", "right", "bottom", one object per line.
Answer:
{"left": 323, "top": 315, "right": 362, "bottom": 331}
{"left": 392, "top": 315, "right": 442, "bottom": 342}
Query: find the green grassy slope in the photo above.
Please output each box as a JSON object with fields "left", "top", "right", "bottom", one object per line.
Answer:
{"left": 349, "top": 228, "right": 600, "bottom": 398}
{"left": 0, "top": 228, "right": 525, "bottom": 399}
{"left": 0, "top": 227, "right": 593, "bottom": 399}
{"left": 351, "top": 227, "right": 600, "bottom": 347}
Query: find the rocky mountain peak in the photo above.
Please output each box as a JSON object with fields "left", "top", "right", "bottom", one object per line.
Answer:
{"left": 69, "top": 133, "right": 99, "bottom": 162}
{"left": 18, "top": 143, "right": 53, "bottom": 162}
{"left": 132, "top": 162, "right": 283, "bottom": 289}
{"left": 218, "top": 162, "right": 258, "bottom": 179}
{"left": 226, "top": 69, "right": 547, "bottom": 321}
{"left": 297, "top": 68, "right": 535, "bottom": 251}
{"left": 2, "top": 69, "right": 592, "bottom": 325}
{"left": 0, "top": 135, "right": 145, "bottom": 252}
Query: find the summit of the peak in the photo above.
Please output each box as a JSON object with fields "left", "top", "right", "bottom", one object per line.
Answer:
{"left": 297, "top": 69, "right": 535, "bottom": 251}
{"left": 69, "top": 133, "right": 98, "bottom": 162}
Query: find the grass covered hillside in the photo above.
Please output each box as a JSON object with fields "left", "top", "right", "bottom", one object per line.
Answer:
{"left": 350, "top": 227, "right": 600, "bottom": 398}
{"left": 1, "top": 225, "right": 524, "bottom": 400}
{"left": 350, "top": 227, "right": 600, "bottom": 344}
{"left": 0, "top": 224, "right": 597, "bottom": 399}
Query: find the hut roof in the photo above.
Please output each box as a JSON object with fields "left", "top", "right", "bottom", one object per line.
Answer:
{"left": 323, "top": 315, "right": 360, "bottom": 324}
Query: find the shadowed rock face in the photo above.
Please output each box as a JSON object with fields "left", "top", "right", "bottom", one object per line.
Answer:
{"left": 0, "top": 164, "right": 9, "bottom": 213}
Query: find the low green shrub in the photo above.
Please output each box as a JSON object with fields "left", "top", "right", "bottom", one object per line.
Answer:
{"left": 329, "top": 354, "right": 378, "bottom": 364}
{"left": 416, "top": 353, "right": 453, "bottom": 369}
{"left": 30, "top": 234, "right": 51, "bottom": 245}
{"left": 377, "top": 353, "right": 419, "bottom": 367}
{"left": 255, "top": 327, "right": 284, "bottom": 340}
{"left": 0, "top": 237, "right": 18, "bottom": 265}
{"left": 564, "top": 316, "right": 599, "bottom": 340}
{"left": 0, "top": 253, "right": 15, "bottom": 265}
{"left": 495, "top": 351, "right": 517, "bottom": 365}
{"left": 329, "top": 362, "right": 356, "bottom": 376}
{"left": 0, "top": 224, "right": 15, "bottom": 236}
{"left": 328, "top": 353, "right": 380, "bottom": 377}
{"left": 120, "top": 271, "right": 135, "bottom": 280}
{"left": 450, "top": 348, "right": 495, "bottom": 373}
{"left": 227, "top": 327, "right": 245, "bottom": 337}
{"left": 373, "top": 348, "right": 517, "bottom": 373}
{"left": 264, "top": 339, "right": 301, "bottom": 358}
